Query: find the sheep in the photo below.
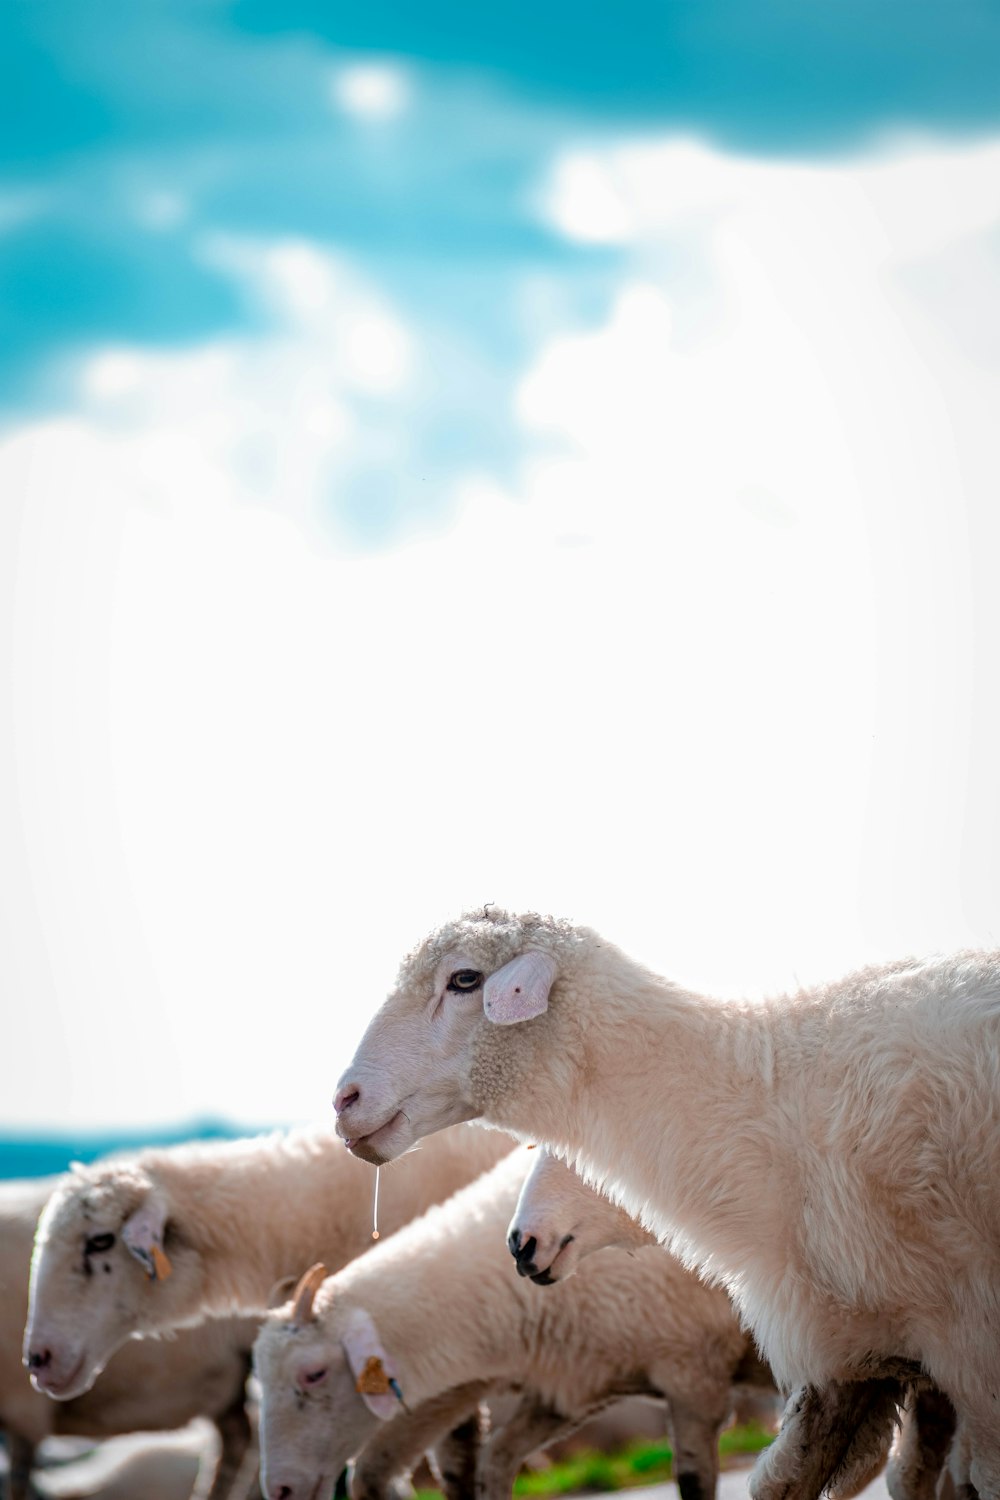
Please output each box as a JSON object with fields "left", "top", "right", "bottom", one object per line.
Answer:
{"left": 255, "top": 1148, "right": 780, "bottom": 1500}
{"left": 508, "top": 1152, "right": 779, "bottom": 1433}
{"left": 25, "top": 1124, "right": 510, "bottom": 1402}
{"left": 331, "top": 910, "right": 1000, "bottom": 1496}
{"left": 0, "top": 1176, "right": 262, "bottom": 1500}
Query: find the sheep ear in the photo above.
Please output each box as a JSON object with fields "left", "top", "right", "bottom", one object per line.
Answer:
{"left": 122, "top": 1192, "right": 172, "bottom": 1281}
{"left": 340, "top": 1307, "right": 403, "bottom": 1421}
{"left": 483, "top": 952, "right": 557, "bottom": 1025}
{"left": 268, "top": 1273, "right": 300, "bottom": 1309}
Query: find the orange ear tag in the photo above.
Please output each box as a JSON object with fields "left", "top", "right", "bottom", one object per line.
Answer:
{"left": 355, "top": 1356, "right": 392, "bottom": 1397}
{"left": 151, "top": 1245, "right": 173, "bottom": 1281}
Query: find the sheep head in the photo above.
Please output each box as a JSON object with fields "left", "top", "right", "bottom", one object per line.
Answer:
{"left": 507, "top": 1150, "right": 656, "bottom": 1284}
{"left": 24, "top": 1162, "right": 196, "bottom": 1398}
{"left": 333, "top": 909, "right": 586, "bottom": 1165}
{"left": 256, "top": 1278, "right": 397, "bottom": 1500}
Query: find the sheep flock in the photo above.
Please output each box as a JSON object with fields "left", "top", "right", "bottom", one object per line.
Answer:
{"left": 10, "top": 907, "right": 999, "bottom": 1500}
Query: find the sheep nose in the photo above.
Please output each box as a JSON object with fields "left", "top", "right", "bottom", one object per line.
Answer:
{"left": 508, "top": 1229, "right": 539, "bottom": 1278}
{"left": 334, "top": 1083, "right": 360, "bottom": 1116}
{"left": 26, "top": 1347, "right": 52, "bottom": 1372}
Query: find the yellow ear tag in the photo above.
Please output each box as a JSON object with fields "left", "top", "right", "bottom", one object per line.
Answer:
{"left": 151, "top": 1245, "right": 173, "bottom": 1281}
{"left": 355, "top": 1356, "right": 392, "bottom": 1397}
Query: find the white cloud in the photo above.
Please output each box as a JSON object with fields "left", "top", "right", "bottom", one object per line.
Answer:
{"left": 70, "top": 236, "right": 414, "bottom": 541}
{"left": 329, "top": 62, "right": 411, "bottom": 122}
{"left": 4, "top": 137, "right": 1000, "bottom": 1130}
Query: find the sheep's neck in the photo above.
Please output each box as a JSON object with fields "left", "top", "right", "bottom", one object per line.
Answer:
{"left": 149, "top": 1132, "right": 377, "bottom": 1318}
{"left": 148, "top": 1126, "right": 509, "bottom": 1322}
{"left": 482, "top": 976, "right": 776, "bottom": 1273}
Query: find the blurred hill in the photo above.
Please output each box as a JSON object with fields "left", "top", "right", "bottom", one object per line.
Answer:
{"left": 0, "top": 1118, "right": 274, "bottom": 1181}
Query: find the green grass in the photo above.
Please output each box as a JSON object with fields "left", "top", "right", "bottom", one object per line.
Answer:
{"left": 414, "top": 1422, "right": 775, "bottom": 1500}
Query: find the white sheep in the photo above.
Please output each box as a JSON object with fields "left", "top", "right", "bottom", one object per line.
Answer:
{"left": 255, "top": 1149, "right": 779, "bottom": 1500}
{"left": 25, "top": 1124, "right": 510, "bottom": 1401}
{"left": 332, "top": 910, "right": 1000, "bottom": 1497}
{"left": 0, "top": 1177, "right": 261, "bottom": 1500}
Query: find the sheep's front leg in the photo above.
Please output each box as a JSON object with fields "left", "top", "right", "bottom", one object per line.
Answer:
{"left": 476, "top": 1394, "right": 582, "bottom": 1500}
{"left": 5, "top": 1433, "right": 34, "bottom": 1500}
{"left": 351, "top": 1383, "right": 490, "bottom": 1500}
{"left": 431, "top": 1409, "right": 486, "bottom": 1500}
{"left": 749, "top": 1380, "right": 902, "bottom": 1500}
{"left": 887, "top": 1388, "right": 956, "bottom": 1500}
{"left": 666, "top": 1398, "right": 723, "bottom": 1500}
{"left": 200, "top": 1393, "right": 255, "bottom": 1500}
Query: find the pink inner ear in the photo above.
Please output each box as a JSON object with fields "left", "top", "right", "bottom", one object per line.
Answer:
{"left": 340, "top": 1307, "right": 401, "bottom": 1422}
{"left": 122, "top": 1193, "right": 168, "bottom": 1274}
{"left": 484, "top": 951, "right": 557, "bottom": 1026}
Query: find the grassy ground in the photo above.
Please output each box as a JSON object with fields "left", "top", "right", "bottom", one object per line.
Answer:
{"left": 416, "top": 1423, "right": 775, "bottom": 1500}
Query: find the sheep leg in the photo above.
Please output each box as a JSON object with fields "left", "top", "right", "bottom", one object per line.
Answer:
{"left": 955, "top": 1405, "right": 1000, "bottom": 1500}
{"left": 431, "top": 1410, "right": 486, "bottom": 1500}
{"left": 749, "top": 1379, "right": 902, "bottom": 1500}
{"left": 665, "top": 1399, "right": 722, "bottom": 1500}
{"left": 938, "top": 1417, "right": 977, "bottom": 1500}
{"left": 350, "top": 1383, "right": 491, "bottom": 1500}
{"left": 476, "top": 1394, "right": 583, "bottom": 1500}
{"left": 5, "top": 1434, "right": 34, "bottom": 1500}
{"left": 887, "top": 1388, "right": 956, "bottom": 1500}
{"left": 200, "top": 1392, "right": 255, "bottom": 1500}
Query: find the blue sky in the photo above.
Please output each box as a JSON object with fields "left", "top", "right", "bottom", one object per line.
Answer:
{"left": 4, "top": 2, "right": 1000, "bottom": 1132}
{"left": 3, "top": 0, "right": 999, "bottom": 497}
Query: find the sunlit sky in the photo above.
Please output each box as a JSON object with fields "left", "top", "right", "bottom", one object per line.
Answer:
{"left": 3, "top": 2, "right": 1000, "bottom": 1131}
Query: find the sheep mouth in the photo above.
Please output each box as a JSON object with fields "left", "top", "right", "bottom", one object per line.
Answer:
{"left": 529, "top": 1233, "right": 577, "bottom": 1285}
{"left": 30, "top": 1353, "right": 87, "bottom": 1399}
{"left": 343, "top": 1111, "right": 406, "bottom": 1165}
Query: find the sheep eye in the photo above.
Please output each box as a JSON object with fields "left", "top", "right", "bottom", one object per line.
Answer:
{"left": 447, "top": 970, "right": 483, "bottom": 993}
{"left": 304, "top": 1367, "right": 327, "bottom": 1385}
{"left": 85, "top": 1233, "right": 115, "bottom": 1256}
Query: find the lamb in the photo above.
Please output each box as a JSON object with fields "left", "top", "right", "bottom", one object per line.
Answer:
{"left": 332, "top": 909, "right": 1000, "bottom": 1497}
{"left": 25, "top": 1124, "right": 510, "bottom": 1401}
{"left": 0, "top": 1177, "right": 262, "bottom": 1500}
{"left": 255, "top": 1148, "right": 778, "bottom": 1500}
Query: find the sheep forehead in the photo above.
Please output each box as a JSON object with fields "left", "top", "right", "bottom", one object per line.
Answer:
{"left": 395, "top": 909, "right": 574, "bottom": 994}
{"left": 258, "top": 1312, "right": 335, "bottom": 1378}
{"left": 44, "top": 1167, "right": 147, "bottom": 1239}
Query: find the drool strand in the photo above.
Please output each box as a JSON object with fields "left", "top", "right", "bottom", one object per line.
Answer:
{"left": 372, "top": 1166, "right": 380, "bottom": 1241}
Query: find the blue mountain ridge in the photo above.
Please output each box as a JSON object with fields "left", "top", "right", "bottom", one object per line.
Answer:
{"left": 0, "top": 1119, "right": 278, "bottom": 1182}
